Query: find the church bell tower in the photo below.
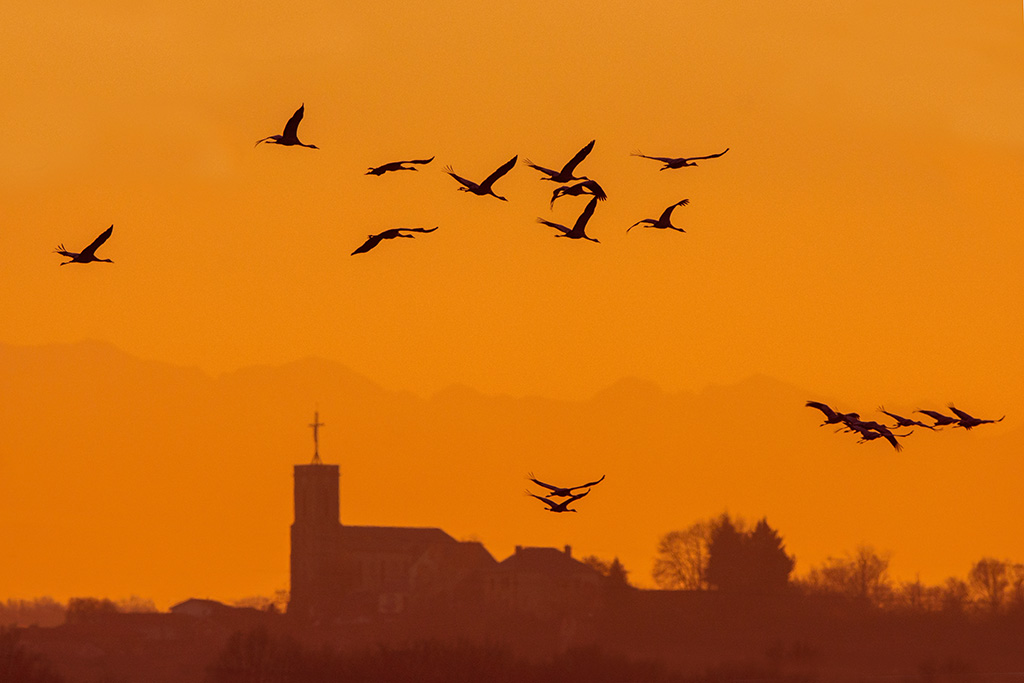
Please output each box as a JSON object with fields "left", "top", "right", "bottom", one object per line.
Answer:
{"left": 289, "top": 411, "right": 343, "bottom": 620}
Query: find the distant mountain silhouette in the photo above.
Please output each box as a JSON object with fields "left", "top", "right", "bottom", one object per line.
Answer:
{"left": 1, "top": 341, "right": 1021, "bottom": 607}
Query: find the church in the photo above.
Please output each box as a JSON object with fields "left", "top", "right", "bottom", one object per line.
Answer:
{"left": 288, "top": 414, "right": 604, "bottom": 623}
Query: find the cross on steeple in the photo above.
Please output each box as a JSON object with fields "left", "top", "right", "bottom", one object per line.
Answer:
{"left": 309, "top": 410, "right": 325, "bottom": 464}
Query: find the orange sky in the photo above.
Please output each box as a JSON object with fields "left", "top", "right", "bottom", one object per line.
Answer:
{"left": 2, "top": 2, "right": 1023, "bottom": 607}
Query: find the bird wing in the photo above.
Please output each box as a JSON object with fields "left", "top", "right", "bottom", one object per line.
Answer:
{"left": 572, "top": 197, "right": 599, "bottom": 234}
{"left": 560, "top": 139, "right": 595, "bottom": 175}
{"left": 582, "top": 180, "right": 607, "bottom": 200}
{"left": 282, "top": 104, "right": 305, "bottom": 139}
{"left": 481, "top": 155, "right": 518, "bottom": 189}
{"left": 523, "top": 159, "right": 558, "bottom": 177}
{"left": 404, "top": 156, "right": 435, "bottom": 165}
{"left": 527, "top": 491, "right": 557, "bottom": 509}
{"left": 918, "top": 410, "right": 951, "bottom": 421}
{"left": 399, "top": 226, "right": 439, "bottom": 235}
{"left": 658, "top": 200, "right": 688, "bottom": 224}
{"left": 687, "top": 148, "right": 729, "bottom": 162}
{"left": 576, "top": 474, "right": 605, "bottom": 489}
{"left": 351, "top": 233, "right": 385, "bottom": 255}
{"left": 527, "top": 473, "right": 560, "bottom": 492}
{"left": 631, "top": 151, "right": 676, "bottom": 163}
{"left": 877, "top": 407, "right": 902, "bottom": 422}
{"left": 882, "top": 432, "right": 904, "bottom": 452}
{"left": 444, "top": 167, "right": 478, "bottom": 190}
{"left": 947, "top": 405, "right": 975, "bottom": 421}
{"left": 805, "top": 401, "right": 837, "bottom": 420}
{"left": 567, "top": 488, "right": 591, "bottom": 503}
{"left": 536, "top": 218, "right": 569, "bottom": 235}
{"left": 81, "top": 225, "right": 113, "bottom": 258}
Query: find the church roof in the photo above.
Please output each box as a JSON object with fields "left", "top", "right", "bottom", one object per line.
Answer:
{"left": 339, "top": 525, "right": 455, "bottom": 552}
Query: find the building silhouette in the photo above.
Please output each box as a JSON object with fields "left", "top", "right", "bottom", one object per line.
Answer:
{"left": 288, "top": 436, "right": 601, "bottom": 623}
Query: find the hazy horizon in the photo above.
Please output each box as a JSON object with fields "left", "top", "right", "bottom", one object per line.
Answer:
{"left": 3, "top": 339, "right": 1021, "bottom": 611}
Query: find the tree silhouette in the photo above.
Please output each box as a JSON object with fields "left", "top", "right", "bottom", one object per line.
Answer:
{"left": 704, "top": 514, "right": 794, "bottom": 593}
{"left": 652, "top": 521, "right": 712, "bottom": 590}
{"left": 805, "top": 545, "right": 892, "bottom": 606}
{"left": 582, "top": 555, "right": 631, "bottom": 588}
{"left": 968, "top": 557, "right": 1010, "bottom": 613}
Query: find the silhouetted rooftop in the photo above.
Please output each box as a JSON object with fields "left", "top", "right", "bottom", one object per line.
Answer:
{"left": 495, "top": 546, "right": 598, "bottom": 577}
{"left": 339, "top": 525, "right": 455, "bottom": 552}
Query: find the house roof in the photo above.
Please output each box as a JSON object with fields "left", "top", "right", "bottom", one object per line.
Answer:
{"left": 495, "top": 546, "right": 600, "bottom": 577}
{"left": 339, "top": 525, "right": 455, "bottom": 553}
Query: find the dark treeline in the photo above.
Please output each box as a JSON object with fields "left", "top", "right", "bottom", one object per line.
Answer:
{"left": 653, "top": 512, "right": 1024, "bottom": 614}
{"left": 205, "top": 628, "right": 687, "bottom": 683}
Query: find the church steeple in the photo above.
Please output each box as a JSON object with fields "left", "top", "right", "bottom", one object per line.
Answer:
{"left": 308, "top": 409, "right": 324, "bottom": 464}
{"left": 290, "top": 411, "right": 342, "bottom": 619}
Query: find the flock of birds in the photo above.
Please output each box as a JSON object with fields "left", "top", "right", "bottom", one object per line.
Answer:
{"left": 53, "top": 104, "right": 731, "bottom": 262}
{"left": 526, "top": 473, "right": 606, "bottom": 513}
{"left": 806, "top": 401, "right": 1005, "bottom": 452}
{"left": 51, "top": 105, "right": 1009, "bottom": 481}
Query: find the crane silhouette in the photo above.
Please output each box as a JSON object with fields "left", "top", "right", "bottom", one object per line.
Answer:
{"left": 878, "top": 406, "right": 937, "bottom": 430}
{"left": 524, "top": 140, "right": 595, "bottom": 183}
{"left": 847, "top": 423, "right": 911, "bottom": 451}
{"left": 915, "top": 409, "right": 959, "bottom": 427}
{"left": 527, "top": 488, "right": 591, "bottom": 513}
{"left": 536, "top": 196, "right": 600, "bottom": 243}
{"left": 628, "top": 199, "right": 689, "bottom": 232}
{"left": 366, "top": 156, "right": 435, "bottom": 175}
{"left": 550, "top": 179, "right": 607, "bottom": 209}
{"left": 255, "top": 104, "right": 318, "bottom": 149}
{"left": 54, "top": 225, "right": 114, "bottom": 265}
{"left": 444, "top": 156, "right": 517, "bottom": 200}
{"left": 806, "top": 400, "right": 849, "bottom": 426}
{"left": 527, "top": 472, "right": 605, "bottom": 498}
{"left": 351, "top": 227, "right": 438, "bottom": 255}
{"left": 631, "top": 148, "right": 729, "bottom": 169}
{"left": 948, "top": 405, "right": 1005, "bottom": 430}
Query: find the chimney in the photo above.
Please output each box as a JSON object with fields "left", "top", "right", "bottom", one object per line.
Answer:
{"left": 563, "top": 544, "right": 572, "bottom": 557}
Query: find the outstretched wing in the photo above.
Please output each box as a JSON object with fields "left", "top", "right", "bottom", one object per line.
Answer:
{"left": 659, "top": 199, "right": 688, "bottom": 224}
{"left": 536, "top": 218, "right": 569, "bottom": 235}
{"left": 481, "top": 155, "right": 518, "bottom": 189}
{"left": 947, "top": 405, "right": 975, "bottom": 421}
{"left": 527, "top": 472, "right": 560, "bottom": 492}
{"left": 806, "top": 401, "right": 838, "bottom": 420}
{"left": 524, "top": 159, "right": 558, "bottom": 177}
{"left": 526, "top": 491, "right": 557, "bottom": 509}
{"left": 399, "top": 226, "right": 438, "bottom": 235}
{"left": 351, "top": 232, "right": 385, "bottom": 255}
{"left": 560, "top": 139, "right": 595, "bottom": 175}
{"left": 631, "top": 151, "right": 676, "bottom": 163}
{"left": 282, "top": 104, "right": 305, "bottom": 139}
{"left": 566, "top": 488, "right": 591, "bottom": 504}
{"left": 572, "top": 197, "right": 599, "bottom": 234}
{"left": 404, "top": 156, "right": 434, "bottom": 165}
{"left": 687, "top": 148, "right": 729, "bottom": 162}
{"left": 81, "top": 225, "right": 114, "bottom": 258}
{"left": 575, "top": 474, "right": 605, "bottom": 489}
{"left": 444, "top": 166, "right": 478, "bottom": 190}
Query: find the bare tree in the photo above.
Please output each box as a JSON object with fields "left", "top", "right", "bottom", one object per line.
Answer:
{"left": 968, "top": 557, "right": 1010, "bottom": 612}
{"left": 652, "top": 521, "right": 712, "bottom": 590}
{"left": 804, "top": 545, "right": 893, "bottom": 607}
{"left": 941, "top": 577, "right": 971, "bottom": 613}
